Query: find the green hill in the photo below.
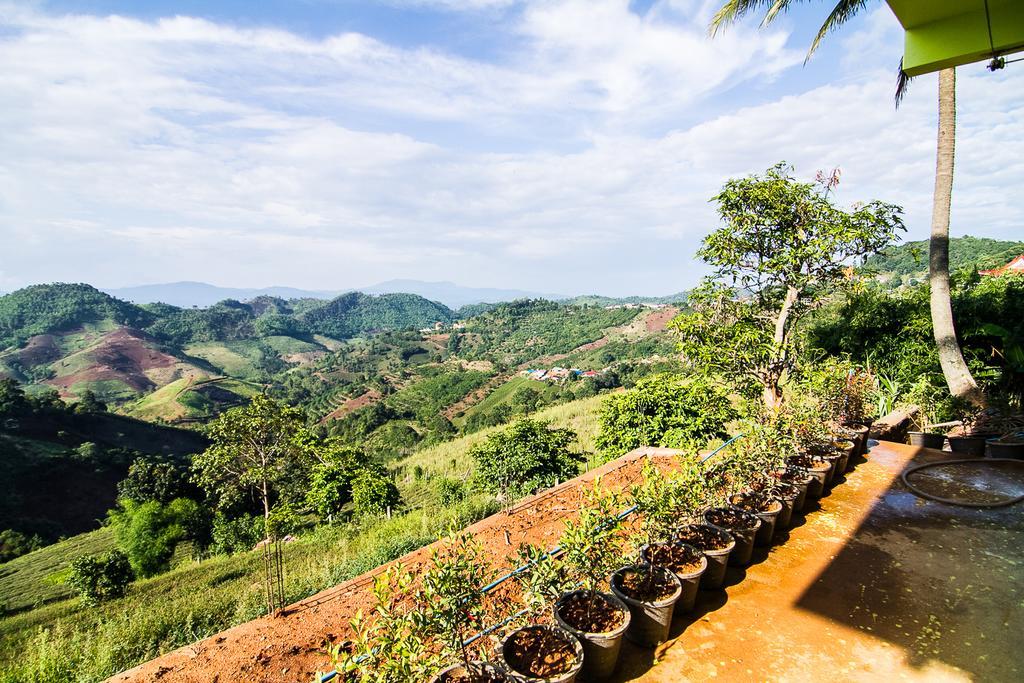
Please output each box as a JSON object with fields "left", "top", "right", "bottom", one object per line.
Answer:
{"left": 863, "top": 235, "right": 1024, "bottom": 281}
{"left": 0, "top": 394, "right": 207, "bottom": 544}
{"left": 302, "top": 291, "right": 454, "bottom": 338}
{"left": 0, "top": 284, "right": 152, "bottom": 349}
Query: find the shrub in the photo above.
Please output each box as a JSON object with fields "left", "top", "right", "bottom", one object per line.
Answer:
{"left": 211, "top": 512, "right": 264, "bottom": 555}
{"left": 67, "top": 550, "right": 133, "bottom": 605}
{"left": 305, "top": 447, "right": 362, "bottom": 519}
{"left": 595, "top": 373, "right": 736, "bottom": 458}
{"left": 118, "top": 457, "right": 195, "bottom": 505}
{"left": 0, "top": 528, "right": 43, "bottom": 563}
{"left": 351, "top": 464, "right": 401, "bottom": 517}
{"left": 435, "top": 478, "right": 466, "bottom": 506}
{"left": 469, "top": 418, "right": 583, "bottom": 504}
{"left": 108, "top": 498, "right": 209, "bottom": 577}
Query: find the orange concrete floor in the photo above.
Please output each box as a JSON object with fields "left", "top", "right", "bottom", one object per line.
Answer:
{"left": 614, "top": 441, "right": 1024, "bottom": 682}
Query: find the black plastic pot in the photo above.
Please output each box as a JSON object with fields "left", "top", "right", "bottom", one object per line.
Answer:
{"left": 948, "top": 434, "right": 995, "bottom": 458}
{"left": 800, "top": 460, "right": 831, "bottom": 499}
{"left": 640, "top": 542, "right": 707, "bottom": 613}
{"left": 768, "top": 483, "right": 799, "bottom": 533}
{"left": 820, "top": 452, "right": 842, "bottom": 486}
{"left": 779, "top": 469, "right": 812, "bottom": 513}
{"left": 610, "top": 565, "right": 682, "bottom": 647}
{"left": 431, "top": 662, "right": 510, "bottom": 683}
{"left": 499, "top": 625, "right": 584, "bottom": 683}
{"left": 832, "top": 440, "right": 855, "bottom": 477}
{"left": 986, "top": 438, "right": 1024, "bottom": 459}
{"left": 703, "top": 507, "right": 761, "bottom": 566}
{"left": 844, "top": 423, "right": 870, "bottom": 461}
{"left": 674, "top": 524, "right": 735, "bottom": 590}
{"left": 908, "top": 431, "right": 945, "bottom": 449}
{"left": 553, "top": 591, "right": 629, "bottom": 681}
{"left": 727, "top": 494, "right": 782, "bottom": 547}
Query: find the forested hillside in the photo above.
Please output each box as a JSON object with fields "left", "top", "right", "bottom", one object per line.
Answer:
{"left": 0, "top": 380, "right": 206, "bottom": 545}
{"left": 863, "top": 235, "right": 1024, "bottom": 282}
{"left": 0, "top": 283, "right": 680, "bottom": 568}
{"left": 0, "top": 284, "right": 152, "bottom": 348}
{"left": 0, "top": 285, "right": 459, "bottom": 410}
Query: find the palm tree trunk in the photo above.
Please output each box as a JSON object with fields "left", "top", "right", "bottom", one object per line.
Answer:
{"left": 928, "top": 68, "right": 984, "bottom": 407}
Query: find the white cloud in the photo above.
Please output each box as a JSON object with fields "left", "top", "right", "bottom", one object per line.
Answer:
{"left": 0, "top": 1, "right": 1021, "bottom": 296}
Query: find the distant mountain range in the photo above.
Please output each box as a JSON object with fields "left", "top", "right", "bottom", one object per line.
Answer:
{"left": 103, "top": 282, "right": 340, "bottom": 308}
{"left": 100, "top": 279, "right": 682, "bottom": 309}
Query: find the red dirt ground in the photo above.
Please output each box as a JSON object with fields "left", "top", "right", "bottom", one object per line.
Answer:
{"left": 321, "top": 389, "right": 383, "bottom": 423}
{"left": 15, "top": 334, "right": 63, "bottom": 367}
{"left": 644, "top": 307, "right": 678, "bottom": 333}
{"left": 45, "top": 328, "right": 182, "bottom": 395}
{"left": 108, "top": 447, "right": 686, "bottom": 683}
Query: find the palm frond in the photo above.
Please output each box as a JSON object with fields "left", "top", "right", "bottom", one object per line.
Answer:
{"left": 806, "top": 0, "right": 871, "bottom": 61}
{"left": 895, "top": 57, "right": 913, "bottom": 109}
{"left": 710, "top": 0, "right": 788, "bottom": 36}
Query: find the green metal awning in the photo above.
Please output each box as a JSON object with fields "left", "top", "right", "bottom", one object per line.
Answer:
{"left": 886, "top": 0, "right": 1024, "bottom": 76}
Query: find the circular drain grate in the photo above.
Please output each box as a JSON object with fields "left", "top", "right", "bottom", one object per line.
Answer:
{"left": 901, "top": 458, "right": 1024, "bottom": 507}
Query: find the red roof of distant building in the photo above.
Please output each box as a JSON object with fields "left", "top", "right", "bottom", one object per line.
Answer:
{"left": 979, "top": 254, "right": 1024, "bottom": 277}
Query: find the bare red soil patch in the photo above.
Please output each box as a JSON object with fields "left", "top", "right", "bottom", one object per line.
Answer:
{"left": 109, "top": 448, "right": 686, "bottom": 683}
{"left": 644, "top": 306, "right": 678, "bottom": 333}
{"left": 16, "top": 334, "right": 63, "bottom": 367}
{"left": 321, "top": 389, "right": 382, "bottom": 422}
{"left": 46, "top": 328, "right": 183, "bottom": 395}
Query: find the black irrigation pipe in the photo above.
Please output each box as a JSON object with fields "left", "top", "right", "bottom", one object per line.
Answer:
{"left": 319, "top": 434, "right": 744, "bottom": 682}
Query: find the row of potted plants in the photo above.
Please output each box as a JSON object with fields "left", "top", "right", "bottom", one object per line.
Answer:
{"left": 905, "top": 391, "right": 1024, "bottom": 458}
{"left": 318, "top": 405, "right": 870, "bottom": 683}
{"left": 490, "top": 412, "right": 868, "bottom": 682}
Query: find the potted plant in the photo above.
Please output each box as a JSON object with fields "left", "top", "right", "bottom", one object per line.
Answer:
{"left": 548, "top": 481, "right": 629, "bottom": 680}
{"left": 422, "top": 533, "right": 509, "bottom": 683}
{"left": 785, "top": 453, "right": 831, "bottom": 500}
{"left": 838, "top": 365, "right": 877, "bottom": 428}
{"left": 987, "top": 431, "right": 1024, "bottom": 459}
{"left": 630, "top": 461, "right": 707, "bottom": 614}
{"left": 829, "top": 438, "right": 856, "bottom": 478}
{"left": 806, "top": 359, "right": 874, "bottom": 453}
{"left": 719, "top": 418, "right": 789, "bottom": 546}
{"left": 608, "top": 560, "right": 681, "bottom": 648}
{"left": 905, "top": 380, "right": 948, "bottom": 450}
{"left": 327, "top": 564, "right": 437, "bottom": 682}
{"left": 784, "top": 399, "right": 843, "bottom": 488}
{"left": 947, "top": 400, "right": 995, "bottom": 458}
{"left": 498, "top": 624, "right": 584, "bottom": 683}
{"left": 668, "top": 458, "right": 736, "bottom": 591}
{"left": 778, "top": 466, "right": 813, "bottom": 513}
{"left": 674, "top": 524, "right": 735, "bottom": 591}
{"left": 701, "top": 506, "right": 761, "bottom": 566}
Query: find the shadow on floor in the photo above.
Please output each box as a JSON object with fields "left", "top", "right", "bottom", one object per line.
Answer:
{"left": 792, "top": 446, "right": 1024, "bottom": 680}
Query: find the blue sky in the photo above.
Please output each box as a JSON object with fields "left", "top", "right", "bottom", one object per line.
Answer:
{"left": 1, "top": 0, "right": 1022, "bottom": 296}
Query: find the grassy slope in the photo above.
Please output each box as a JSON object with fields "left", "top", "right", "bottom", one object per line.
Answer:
{"left": 453, "top": 375, "right": 532, "bottom": 427}
{"left": 184, "top": 341, "right": 263, "bottom": 378}
{"left": 0, "top": 529, "right": 115, "bottom": 613}
{"left": 396, "top": 393, "right": 606, "bottom": 506}
{"left": 0, "top": 392, "right": 609, "bottom": 682}
{"left": 124, "top": 377, "right": 262, "bottom": 423}
{"left": 0, "top": 500, "right": 495, "bottom": 683}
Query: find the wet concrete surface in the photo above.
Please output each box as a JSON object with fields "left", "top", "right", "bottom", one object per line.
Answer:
{"left": 617, "top": 441, "right": 1024, "bottom": 682}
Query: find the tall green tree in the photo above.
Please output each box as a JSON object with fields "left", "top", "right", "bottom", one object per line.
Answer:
{"left": 192, "top": 394, "right": 312, "bottom": 521}
{"left": 709, "top": 0, "right": 984, "bottom": 406}
{"left": 673, "top": 163, "right": 903, "bottom": 409}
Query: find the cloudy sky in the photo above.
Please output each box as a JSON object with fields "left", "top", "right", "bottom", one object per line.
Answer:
{"left": 1, "top": 0, "right": 1021, "bottom": 296}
